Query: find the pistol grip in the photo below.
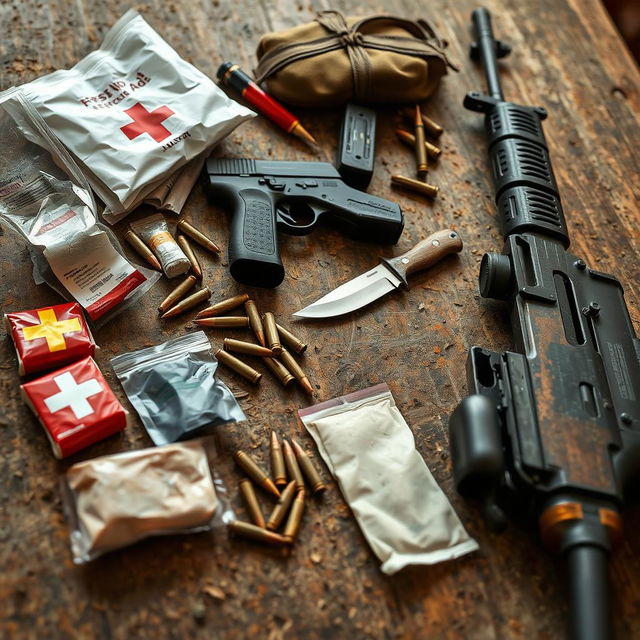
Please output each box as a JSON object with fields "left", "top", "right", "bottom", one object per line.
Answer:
{"left": 229, "top": 188, "right": 284, "bottom": 288}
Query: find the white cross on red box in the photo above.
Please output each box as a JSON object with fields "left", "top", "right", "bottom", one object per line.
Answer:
{"left": 21, "top": 356, "right": 126, "bottom": 458}
{"left": 44, "top": 371, "right": 103, "bottom": 419}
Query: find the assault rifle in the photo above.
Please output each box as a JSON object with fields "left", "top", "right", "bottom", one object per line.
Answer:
{"left": 449, "top": 9, "right": 640, "bottom": 640}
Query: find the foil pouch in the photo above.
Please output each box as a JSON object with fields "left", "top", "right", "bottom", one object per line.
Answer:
{"left": 111, "top": 331, "right": 245, "bottom": 445}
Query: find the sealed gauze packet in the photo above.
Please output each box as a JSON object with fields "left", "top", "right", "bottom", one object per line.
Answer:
{"left": 0, "top": 90, "right": 158, "bottom": 325}
{"left": 299, "top": 384, "right": 478, "bottom": 574}
{"left": 61, "top": 439, "right": 234, "bottom": 563}
{"left": 10, "top": 9, "right": 254, "bottom": 223}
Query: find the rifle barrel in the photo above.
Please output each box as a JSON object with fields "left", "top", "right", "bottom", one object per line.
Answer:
{"left": 471, "top": 8, "right": 504, "bottom": 100}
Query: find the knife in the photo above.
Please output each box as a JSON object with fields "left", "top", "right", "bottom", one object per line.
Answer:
{"left": 293, "top": 229, "right": 463, "bottom": 318}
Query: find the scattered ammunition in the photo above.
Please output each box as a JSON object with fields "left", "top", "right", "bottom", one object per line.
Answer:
{"left": 275, "top": 322, "right": 307, "bottom": 354}
{"left": 161, "top": 287, "right": 211, "bottom": 319}
{"left": 400, "top": 107, "right": 444, "bottom": 137}
{"left": 395, "top": 128, "right": 441, "bottom": 159}
{"left": 176, "top": 234, "right": 203, "bottom": 281}
{"left": 177, "top": 219, "right": 221, "bottom": 255}
{"left": 390, "top": 174, "right": 439, "bottom": 199}
{"left": 158, "top": 274, "right": 197, "bottom": 314}
{"left": 245, "top": 300, "right": 266, "bottom": 346}
{"left": 195, "top": 316, "right": 249, "bottom": 328}
{"left": 270, "top": 431, "right": 287, "bottom": 487}
{"left": 223, "top": 338, "right": 273, "bottom": 358}
{"left": 239, "top": 479, "right": 266, "bottom": 528}
{"left": 413, "top": 105, "right": 428, "bottom": 177}
{"left": 291, "top": 438, "right": 327, "bottom": 495}
{"left": 266, "top": 481, "right": 297, "bottom": 531}
{"left": 233, "top": 450, "right": 280, "bottom": 497}
{"left": 282, "top": 439, "right": 305, "bottom": 491}
{"left": 195, "top": 293, "right": 250, "bottom": 319}
{"left": 282, "top": 489, "right": 306, "bottom": 543}
{"left": 215, "top": 349, "right": 262, "bottom": 385}
{"left": 262, "top": 357, "right": 295, "bottom": 387}
{"left": 124, "top": 229, "right": 162, "bottom": 271}
{"left": 229, "top": 520, "right": 290, "bottom": 545}
{"left": 279, "top": 348, "right": 314, "bottom": 395}
{"left": 262, "top": 312, "right": 282, "bottom": 355}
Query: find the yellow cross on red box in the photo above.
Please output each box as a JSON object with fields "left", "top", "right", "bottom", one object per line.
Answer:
{"left": 22, "top": 309, "right": 82, "bottom": 352}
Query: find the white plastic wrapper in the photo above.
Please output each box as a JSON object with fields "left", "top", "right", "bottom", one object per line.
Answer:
{"left": 299, "top": 384, "right": 479, "bottom": 574}
{"left": 0, "top": 89, "right": 159, "bottom": 326}
{"left": 13, "top": 9, "right": 254, "bottom": 223}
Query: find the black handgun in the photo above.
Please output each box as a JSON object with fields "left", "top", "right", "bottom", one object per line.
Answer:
{"left": 202, "top": 158, "right": 403, "bottom": 287}
{"left": 448, "top": 9, "right": 640, "bottom": 640}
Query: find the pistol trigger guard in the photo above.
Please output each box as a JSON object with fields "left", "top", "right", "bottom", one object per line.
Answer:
{"left": 276, "top": 203, "right": 322, "bottom": 237}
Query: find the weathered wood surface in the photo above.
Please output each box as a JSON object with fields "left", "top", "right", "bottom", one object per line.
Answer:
{"left": 1, "top": 0, "right": 639, "bottom": 638}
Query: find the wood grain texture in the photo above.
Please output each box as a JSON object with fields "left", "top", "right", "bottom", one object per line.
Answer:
{"left": 1, "top": 0, "right": 639, "bottom": 638}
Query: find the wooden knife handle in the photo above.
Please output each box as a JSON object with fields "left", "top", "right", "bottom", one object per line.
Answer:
{"left": 382, "top": 229, "right": 463, "bottom": 287}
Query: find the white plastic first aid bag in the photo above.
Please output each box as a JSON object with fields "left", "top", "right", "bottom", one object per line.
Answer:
{"left": 0, "top": 90, "right": 159, "bottom": 326}
{"left": 12, "top": 10, "right": 254, "bottom": 223}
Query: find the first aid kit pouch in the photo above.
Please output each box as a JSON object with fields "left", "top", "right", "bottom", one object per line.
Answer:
{"left": 0, "top": 90, "right": 159, "bottom": 326}
{"left": 10, "top": 9, "right": 254, "bottom": 223}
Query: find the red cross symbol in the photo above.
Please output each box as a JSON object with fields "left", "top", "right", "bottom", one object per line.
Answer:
{"left": 120, "top": 102, "right": 175, "bottom": 143}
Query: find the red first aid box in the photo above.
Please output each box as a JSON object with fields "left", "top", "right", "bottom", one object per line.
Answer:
{"left": 21, "top": 357, "right": 126, "bottom": 459}
{"left": 5, "top": 302, "right": 96, "bottom": 376}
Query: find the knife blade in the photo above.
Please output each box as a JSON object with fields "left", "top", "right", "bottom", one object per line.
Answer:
{"left": 293, "top": 229, "right": 463, "bottom": 318}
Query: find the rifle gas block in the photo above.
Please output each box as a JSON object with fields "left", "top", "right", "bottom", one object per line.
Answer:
{"left": 202, "top": 158, "right": 404, "bottom": 288}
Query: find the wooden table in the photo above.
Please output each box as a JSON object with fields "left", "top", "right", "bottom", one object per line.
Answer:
{"left": 1, "top": 0, "right": 639, "bottom": 638}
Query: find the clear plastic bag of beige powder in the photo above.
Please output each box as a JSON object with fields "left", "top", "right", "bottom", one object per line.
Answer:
{"left": 61, "top": 439, "right": 234, "bottom": 563}
{"left": 299, "top": 383, "right": 478, "bottom": 575}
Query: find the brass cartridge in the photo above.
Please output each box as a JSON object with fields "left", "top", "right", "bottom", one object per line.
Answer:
{"left": 239, "top": 479, "right": 266, "bottom": 528}
{"left": 160, "top": 287, "right": 211, "bottom": 319}
{"left": 395, "top": 128, "right": 441, "bottom": 159}
{"left": 279, "top": 349, "right": 314, "bottom": 395}
{"left": 275, "top": 322, "right": 307, "bottom": 354}
{"left": 400, "top": 107, "right": 444, "bottom": 137}
{"left": 414, "top": 105, "right": 428, "bottom": 177}
{"left": 266, "top": 481, "right": 297, "bottom": 531}
{"left": 262, "top": 312, "right": 282, "bottom": 355}
{"left": 158, "top": 274, "right": 197, "bottom": 314}
{"left": 177, "top": 219, "right": 221, "bottom": 255}
{"left": 195, "top": 294, "right": 249, "bottom": 319}
{"left": 223, "top": 338, "right": 273, "bottom": 358}
{"left": 291, "top": 438, "right": 327, "bottom": 495}
{"left": 390, "top": 175, "right": 439, "bottom": 199}
{"left": 282, "top": 489, "right": 306, "bottom": 543}
{"left": 233, "top": 450, "right": 280, "bottom": 497}
{"left": 245, "top": 300, "right": 266, "bottom": 346}
{"left": 229, "top": 520, "right": 290, "bottom": 545}
{"left": 194, "top": 316, "right": 249, "bottom": 328}
{"left": 124, "top": 229, "right": 162, "bottom": 271}
{"left": 177, "top": 234, "right": 203, "bottom": 281}
{"left": 215, "top": 349, "right": 262, "bottom": 385}
{"left": 263, "top": 357, "right": 295, "bottom": 388}
{"left": 270, "top": 431, "right": 287, "bottom": 487}
{"left": 282, "top": 439, "right": 305, "bottom": 491}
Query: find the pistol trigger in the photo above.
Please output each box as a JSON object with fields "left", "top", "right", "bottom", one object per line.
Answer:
{"left": 276, "top": 205, "right": 296, "bottom": 228}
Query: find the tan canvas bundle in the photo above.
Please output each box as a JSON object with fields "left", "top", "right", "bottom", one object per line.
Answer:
{"left": 255, "top": 11, "right": 455, "bottom": 107}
